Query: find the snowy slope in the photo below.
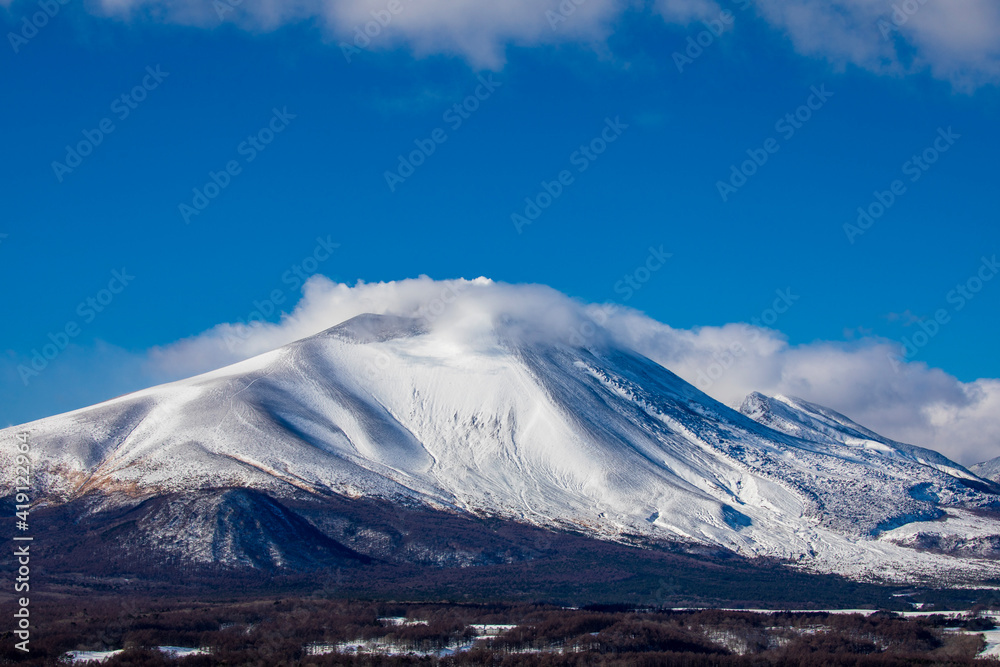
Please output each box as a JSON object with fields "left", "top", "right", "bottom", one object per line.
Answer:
{"left": 3, "top": 313, "right": 1000, "bottom": 583}
{"left": 738, "top": 393, "right": 983, "bottom": 483}
{"left": 972, "top": 457, "right": 1000, "bottom": 483}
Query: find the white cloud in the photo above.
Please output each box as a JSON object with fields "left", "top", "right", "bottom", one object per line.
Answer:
{"left": 751, "top": 0, "right": 1000, "bottom": 90}
{"left": 89, "top": 0, "right": 624, "bottom": 68}
{"left": 50, "top": 0, "right": 995, "bottom": 85}
{"left": 601, "top": 307, "right": 1000, "bottom": 465}
{"left": 324, "top": 0, "right": 622, "bottom": 67}
{"left": 654, "top": 0, "right": 723, "bottom": 24}
{"left": 143, "top": 276, "right": 607, "bottom": 378}
{"left": 131, "top": 276, "right": 1000, "bottom": 466}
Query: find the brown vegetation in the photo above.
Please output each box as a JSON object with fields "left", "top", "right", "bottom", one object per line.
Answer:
{"left": 1, "top": 597, "right": 998, "bottom": 666}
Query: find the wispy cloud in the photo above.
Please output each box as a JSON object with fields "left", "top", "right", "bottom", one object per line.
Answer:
{"left": 4, "top": 0, "right": 994, "bottom": 86}
{"left": 749, "top": 0, "right": 1000, "bottom": 90}
{"left": 885, "top": 309, "right": 924, "bottom": 326}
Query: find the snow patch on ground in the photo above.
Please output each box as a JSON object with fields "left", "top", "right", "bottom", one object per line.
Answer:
{"left": 61, "top": 646, "right": 208, "bottom": 663}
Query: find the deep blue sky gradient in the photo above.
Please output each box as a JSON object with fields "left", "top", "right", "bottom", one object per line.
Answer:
{"left": 1, "top": 4, "right": 998, "bottom": 425}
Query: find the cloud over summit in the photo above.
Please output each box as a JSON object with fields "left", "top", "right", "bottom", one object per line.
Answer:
{"left": 139, "top": 276, "right": 1000, "bottom": 465}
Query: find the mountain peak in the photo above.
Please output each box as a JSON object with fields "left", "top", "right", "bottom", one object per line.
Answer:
{"left": 738, "top": 391, "right": 983, "bottom": 484}
{"left": 321, "top": 313, "right": 429, "bottom": 344}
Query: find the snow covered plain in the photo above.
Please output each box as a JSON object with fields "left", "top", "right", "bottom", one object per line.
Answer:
{"left": 62, "top": 646, "right": 208, "bottom": 663}
{"left": 4, "top": 311, "right": 1000, "bottom": 583}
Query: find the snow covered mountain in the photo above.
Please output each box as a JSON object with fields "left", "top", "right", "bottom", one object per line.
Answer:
{"left": 972, "top": 457, "right": 1000, "bottom": 483}
{"left": 4, "top": 309, "right": 1000, "bottom": 584}
{"left": 738, "top": 392, "right": 983, "bottom": 484}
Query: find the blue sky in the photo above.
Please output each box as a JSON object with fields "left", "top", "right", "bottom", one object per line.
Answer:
{"left": 1, "top": 0, "right": 999, "bottom": 456}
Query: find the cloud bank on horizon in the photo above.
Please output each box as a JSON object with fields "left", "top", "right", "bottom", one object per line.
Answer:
{"left": 132, "top": 276, "right": 1000, "bottom": 466}
{"left": 4, "top": 0, "right": 996, "bottom": 88}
